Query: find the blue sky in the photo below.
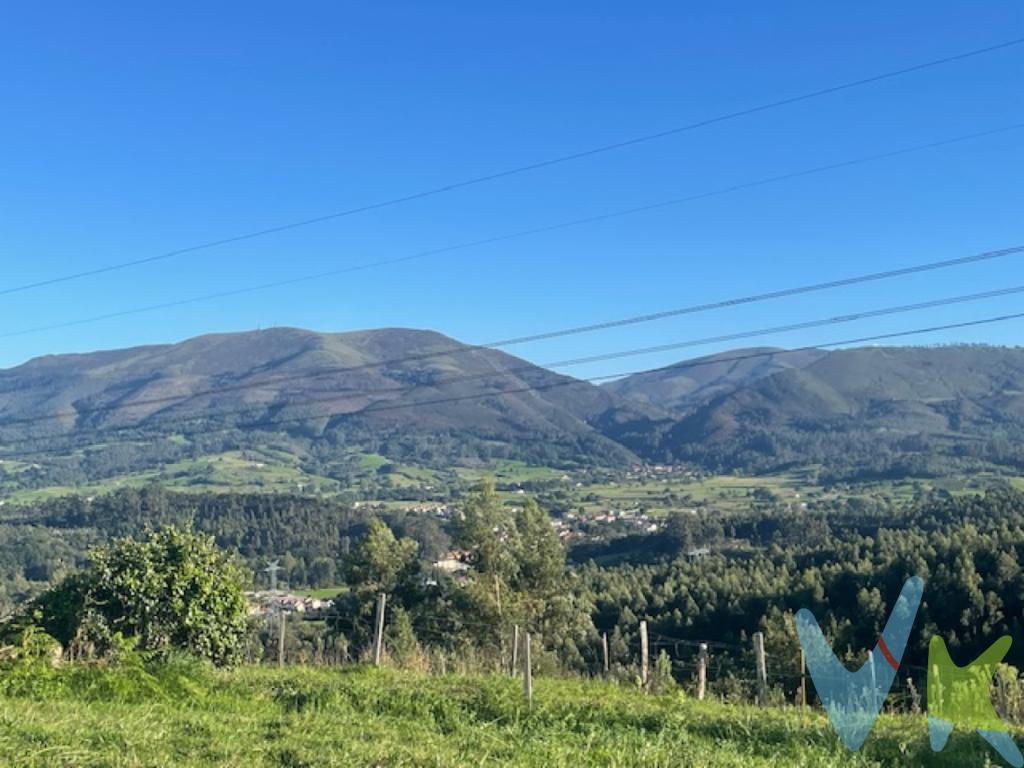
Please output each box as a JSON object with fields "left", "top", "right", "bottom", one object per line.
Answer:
{"left": 1, "top": 1, "right": 1022, "bottom": 380}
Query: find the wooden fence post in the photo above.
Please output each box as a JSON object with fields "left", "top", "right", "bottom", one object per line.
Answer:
{"left": 511, "top": 625, "right": 520, "bottom": 677}
{"left": 799, "top": 648, "right": 807, "bottom": 711}
{"left": 697, "top": 642, "right": 708, "bottom": 701}
{"left": 522, "top": 631, "right": 533, "bottom": 704}
{"left": 602, "top": 632, "right": 610, "bottom": 676}
{"left": 373, "top": 592, "right": 387, "bottom": 667}
{"left": 753, "top": 632, "right": 768, "bottom": 706}
{"left": 278, "top": 610, "right": 286, "bottom": 668}
{"left": 639, "top": 620, "right": 649, "bottom": 689}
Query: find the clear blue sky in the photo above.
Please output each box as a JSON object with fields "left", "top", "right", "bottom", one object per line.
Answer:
{"left": 2, "top": 1, "right": 1022, "bottom": 380}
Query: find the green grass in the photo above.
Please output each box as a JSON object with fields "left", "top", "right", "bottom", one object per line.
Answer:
{"left": 0, "top": 663, "right": 1013, "bottom": 767}
{"left": 572, "top": 469, "right": 1023, "bottom": 518}
{"left": 0, "top": 459, "right": 34, "bottom": 474}
{"left": 576, "top": 471, "right": 818, "bottom": 516}
{"left": 455, "top": 460, "right": 566, "bottom": 486}
{"left": 6, "top": 449, "right": 1021, "bottom": 515}
{"left": 1, "top": 450, "right": 452, "bottom": 505}
{"left": 356, "top": 452, "right": 391, "bottom": 471}
{"left": 2, "top": 451, "right": 344, "bottom": 504}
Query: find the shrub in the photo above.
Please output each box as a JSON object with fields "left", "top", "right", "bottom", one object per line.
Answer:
{"left": 23, "top": 528, "right": 249, "bottom": 666}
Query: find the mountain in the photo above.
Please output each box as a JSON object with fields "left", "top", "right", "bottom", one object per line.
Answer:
{"left": 603, "top": 347, "right": 827, "bottom": 413}
{"left": 5, "top": 332, "right": 1024, "bottom": 489}
{"left": 613, "top": 345, "right": 1024, "bottom": 478}
{"left": 0, "top": 327, "right": 655, "bottom": 483}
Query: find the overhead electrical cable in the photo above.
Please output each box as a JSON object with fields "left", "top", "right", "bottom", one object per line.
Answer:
{"left": 2, "top": 37, "right": 1021, "bottom": 297}
{"left": 3, "top": 123, "right": 1022, "bottom": 342}
{"left": 3, "top": 305, "right": 1023, "bottom": 455}
{"left": 0, "top": 247, "right": 1021, "bottom": 432}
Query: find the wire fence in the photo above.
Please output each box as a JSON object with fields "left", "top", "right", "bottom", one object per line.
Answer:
{"left": 254, "top": 595, "right": 954, "bottom": 714}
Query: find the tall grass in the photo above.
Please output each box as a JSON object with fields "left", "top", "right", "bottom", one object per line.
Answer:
{"left": 0, "top": 661, "right": 1014, "bottom": 766}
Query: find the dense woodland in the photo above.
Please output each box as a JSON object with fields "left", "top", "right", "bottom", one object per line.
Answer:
{"left": 646, "top": 422, "right": 1024, "bottom": 480}
{"left": 579, "top": 489, "right": 1024, "bottom": 689}
{"left": 5, "top": 482, "right": 1024, "bottom": 696}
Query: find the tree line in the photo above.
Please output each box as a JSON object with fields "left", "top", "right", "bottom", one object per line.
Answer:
{"left": 5, "top": 482, "right": 1024, "bottom": 693}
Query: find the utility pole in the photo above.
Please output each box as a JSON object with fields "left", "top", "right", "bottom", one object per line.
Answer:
{"left": 602, "top": 632, "right": 610, "bottom": 676}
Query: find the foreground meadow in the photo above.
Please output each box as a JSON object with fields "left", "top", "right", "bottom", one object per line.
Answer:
{"left": 0, "top": 663, "right": 1012, "bottom": 767}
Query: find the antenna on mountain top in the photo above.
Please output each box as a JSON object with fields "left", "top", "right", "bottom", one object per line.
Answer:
{"left": 264, "top": 560, "right": 282, "bottom": 592}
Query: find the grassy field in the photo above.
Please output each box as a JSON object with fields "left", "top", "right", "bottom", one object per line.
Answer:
{"left": 571, "top": 470, "right": 824, "bottom": 517}
{"left": 0, "top": 454, "right": 567, "bottom": 506}
{"left": 5, "top": 446, "right": 1023, "bottom": 518}
{"left": 0, "top": 450, "right": 345, "bottom": 504}
{"left": 454, "top": 460, "right": 567, "bottom": 485}
{"left": 0, "top": 449, "right": 454, "bottom": 505}
{"left": 0, "top": 663, "right": 1012, "bottom": 767}
{"left": 571, "top": 469, "right": 1024, "bottom": 517}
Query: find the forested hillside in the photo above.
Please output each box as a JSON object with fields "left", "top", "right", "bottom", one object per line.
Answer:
{"left": 603, "top": 346, "right": 828, "bottom": 411}
{"left": 610, "top": 344, "right": 1024, "bottom": 478}
{"left": 3, "top": 332, "right": 1024, "bottom": 485}
{"left": 0, "top": 327, "right": 652, "bottom": 489}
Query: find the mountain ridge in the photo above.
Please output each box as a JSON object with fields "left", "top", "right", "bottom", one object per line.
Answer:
{"left": 601, "top": 346, "right": 828, "bottom": 413}
{"left": 3, "top": 330, "right": 1024, "bottom": 485}
{"left": 0, "top": 327, "right": 650, "bottom": 479}
{"left": 611, "top": 343, "right": 1024, "bottom": 477}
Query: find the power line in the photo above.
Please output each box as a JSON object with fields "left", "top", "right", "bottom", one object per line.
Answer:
{"left": 612, "top": 311, "right": 1024, "bottom": 382}
{"left": 488, "top": 260, "right": 1024, "bottom": 348}
{"left": 3, "top": 308, "right": 1023, "bottom": 457}
{"left": 4, "top": 122, "right": 1022, "bottom": 342}
{"left": 1, "top": 253, "right": 1021, "bottom": 434}
{"left": 3, "top": 37, "right": 1022, "bottom": 298}
{"left": 357, "top": 309, "right": 1024, "bottom": 415}
{"left": 546, "top": 284, "right": 1024, "bottom": 363}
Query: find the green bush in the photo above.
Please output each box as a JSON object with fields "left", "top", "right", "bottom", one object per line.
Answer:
{"left": 20, "top": 528, "right": 249, "bottom": 666}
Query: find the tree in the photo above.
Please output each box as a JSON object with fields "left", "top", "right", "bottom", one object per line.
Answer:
{"left": 509, "top": 498, "right": 590, "bottom": 661}
{"left": 387, "top": 605, "right": 423, "bottom": 669}
{"left": 344, "top": 518, "right": 420, "bottom": 598}
{"left": 453, "top": 479, "right": 520, "bottom": 620}
{"left": 26, "top": 527, "right": 249, "bottom": 666}
{"left": 450, "top": 482, "right": 593, "bottom": 664}
{"left": 333, "top": 518, "right": 421, "bottom": 656}
{"left": 512, "top": 498, "right": 565, "bottom": 596}
{"left": 307, "top": 557, "right": 337, "bottom": 588}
